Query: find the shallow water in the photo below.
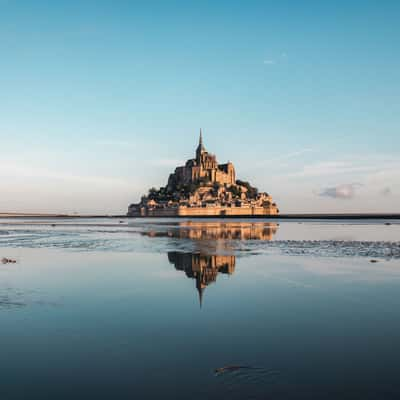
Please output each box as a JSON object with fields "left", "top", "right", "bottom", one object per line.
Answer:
{"left": 1, "top": 218, "right": 400, "bottom": 399}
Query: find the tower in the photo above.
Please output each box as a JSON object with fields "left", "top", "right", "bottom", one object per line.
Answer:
{"left": 196, "top": 128, "right": 206, "bottom": 161}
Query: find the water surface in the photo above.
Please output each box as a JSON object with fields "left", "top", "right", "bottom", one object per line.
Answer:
{"left": 1, "top": 218, "right": 399, "bottom": 399}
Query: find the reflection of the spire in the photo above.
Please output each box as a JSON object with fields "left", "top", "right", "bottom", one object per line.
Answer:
{"left": 168, "top": 252, "right": 236, "bottom": 308}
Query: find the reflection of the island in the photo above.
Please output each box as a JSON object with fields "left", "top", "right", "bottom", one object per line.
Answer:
{"left": 144, "top": 221, "right": 279, "bottom": 241}
{"left": 143, "top": 222, "right": 278, "bottom": 307}
{"left": 168, "top": 252, "right": 235, "bottom": 307}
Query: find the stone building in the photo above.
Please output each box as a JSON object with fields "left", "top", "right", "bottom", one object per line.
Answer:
{"left": 167, "top": 129, "right": 235, "bottom": 190}
{"left": 127, "top": 129, "right": 279, "bottom": 217}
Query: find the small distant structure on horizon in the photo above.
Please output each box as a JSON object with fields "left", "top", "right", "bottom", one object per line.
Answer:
{"left": 128, "top": 130, "right": 279, "bottom": 217}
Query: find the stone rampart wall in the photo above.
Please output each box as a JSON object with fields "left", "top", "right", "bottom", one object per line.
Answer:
{"left": 128, "top": 205, "right": 278, "bottom": 217}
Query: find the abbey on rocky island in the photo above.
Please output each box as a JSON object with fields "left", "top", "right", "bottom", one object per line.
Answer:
{"left": 128, "top": 130, "right": 279, "bottom": 217}
{"left": 168, "top": 129, "right": 236, "bottom": 189}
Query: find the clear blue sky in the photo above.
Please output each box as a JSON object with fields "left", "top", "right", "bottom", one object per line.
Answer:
{"left": 1, "top": 0, "right": 399, "bottom": 213}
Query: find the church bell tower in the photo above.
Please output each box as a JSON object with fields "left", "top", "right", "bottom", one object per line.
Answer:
{"left": 196, "top": 128, "right": 206, "bottom": 162}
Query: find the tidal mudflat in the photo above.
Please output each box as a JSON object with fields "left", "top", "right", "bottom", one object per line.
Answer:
{"left": 1, "top": 218, "right": 400, "bottom": 399}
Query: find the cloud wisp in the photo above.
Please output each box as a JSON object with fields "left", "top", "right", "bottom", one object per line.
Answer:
{"left": 256, "top": 148, "right": 314, "bottom": 168}
{"left": 263, "top": 53, "right": 287, "bottom": 65}
{"left": 381, "top": 187, "right": 392, "bottom": 196}
{"left": 149, "top": 158, "right": 184, "bottom": 167}
{"left": 289, "top": 155, "right": 400, "bottom": 179}
{"left": 319, "top": 183, "right": 362, "bottom": 200}
{"left": 0, "top": 161, "right": 131, "bottom": 187}
{"left": 95, "top": 139, "right": 136, "bottom": 148}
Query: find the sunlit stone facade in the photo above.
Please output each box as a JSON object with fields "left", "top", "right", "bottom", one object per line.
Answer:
{"left": 167, "top": 129, "right": 235, "bottom": 189}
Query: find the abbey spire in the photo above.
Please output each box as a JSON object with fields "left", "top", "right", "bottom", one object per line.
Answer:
{"left": 196, "top": 128, "right": 206, "bottom": 160}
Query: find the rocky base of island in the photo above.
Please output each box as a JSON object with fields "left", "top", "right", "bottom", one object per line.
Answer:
{"left": 128, "top": 179, "right": 279, "bottom": 217}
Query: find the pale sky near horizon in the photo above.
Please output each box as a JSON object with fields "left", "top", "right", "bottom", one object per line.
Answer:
{"left": 1, "top": 0, "right": 399, "bottom": 214}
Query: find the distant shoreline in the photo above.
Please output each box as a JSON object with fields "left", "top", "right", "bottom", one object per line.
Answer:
{"left": 1, "top": 212, "right": 400, "bottom": 220}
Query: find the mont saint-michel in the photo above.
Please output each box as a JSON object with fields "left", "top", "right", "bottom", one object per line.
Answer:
{"left": 128, "top": 130, "right": 279, "bottom": 217}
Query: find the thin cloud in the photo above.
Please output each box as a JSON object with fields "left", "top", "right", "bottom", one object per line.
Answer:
{"left": 319, "top": 183, "right": 362, "bottom": 200}
{"left": 150, "top": 159, "right": 183, "bottom": 167}
{"left": 95, "top": 139, "right": 136, "bottom": 148}
{"left": 381, "top": 187, "right": 392, "bottom": 196}
{"left": 264, "top": 53, "right": 287, "bottom": 65}
{"left": 256, "top": 148, "right": 314, "bottom": 168}
{"left": 278, "top": 148, "right": 314, "bottom": 160}
{"left": 0, "top": 161, "right": 130, "bottom": 187}
{"left": 290, "top": 161, "right": 380, "bottom": 178}
{"left": 288, "top": 155, "right": 400, "bottom": 179}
